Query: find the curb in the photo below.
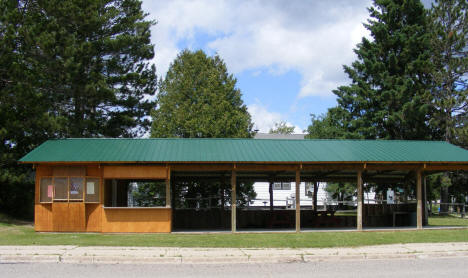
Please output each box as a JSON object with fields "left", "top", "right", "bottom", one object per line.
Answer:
{"left": 2, "top": 243, "right": 468, "bottom": 265}
{"left": 1, "top": 250, "right": 468, "bottom": 265}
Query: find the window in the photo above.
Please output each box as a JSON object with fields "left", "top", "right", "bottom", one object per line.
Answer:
{"left": 85, "top": 178, "right": 100, "bottom": 203}
{"left": 69, "top": 177, "right": 84, "bottom": 200}
{"left": 54, "top": 177, "right": 68, "bottom": 201}
{"left": 273, "top": 182, "right": 291, "bottom": 190}
{"left": 39, "top": 176, "right": 100, "bottom": 203}
{"left": 40, "top": 177, "right": 53, "bottom": 203}
{"left": 104, "top": 179, "right": 166, "bottom": 207}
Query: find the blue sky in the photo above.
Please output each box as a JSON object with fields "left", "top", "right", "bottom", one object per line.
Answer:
{"left": 141, "top": 0, "right": 426, "bottom": 133}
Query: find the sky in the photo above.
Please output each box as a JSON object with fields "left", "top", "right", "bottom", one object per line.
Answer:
{"left": 140, "top": 0, "right": 427, "bottom": 134}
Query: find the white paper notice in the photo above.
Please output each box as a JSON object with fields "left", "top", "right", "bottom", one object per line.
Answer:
{"left": 87, "top": 182, "right": 95, "bottom": 195}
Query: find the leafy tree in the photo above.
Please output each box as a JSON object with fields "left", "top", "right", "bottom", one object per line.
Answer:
{"left": 269, "top": 121, "right": 295, "bottom": 134}
{"left": 330, "top": 0, "right": 435, "bottom": 140}
{"left": 151, "top": 49, "right": 253, "bottom": 138}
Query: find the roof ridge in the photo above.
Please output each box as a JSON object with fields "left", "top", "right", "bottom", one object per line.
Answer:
{"left": 53, "top": 138, "right": 448, "bottom": 142}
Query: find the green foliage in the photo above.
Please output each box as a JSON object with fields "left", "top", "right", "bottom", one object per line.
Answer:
{"left": 151, "top": 49, "right": 253, "bottom": 138}
{"left": 173, "top": 179, "right": 256, "bottom": 209}
{"left": 324, "top": 182, "right": 356, "bottom": 204}
{"left": 152, "top": 50, "right": 255, "bottom": 209}
{"left": 0, "top": 0, "right": 156, "bottom": 219}
{"left": 269, "top": 121, "right": 295, "bottom": 134}
{"left": 27, "top": 0, "right": 157, "bottom": 138}
{"left": 429, "top": 0, "right": 467, "bottom": 144}
{"left": 319, "top": 0, "right": 435, "bottom": 140}
{"left": 306, "top": 109, "right": 361, "bottom": 139}
{"left": 0, "top": 0, "right": 59, "bottom": 219}
{"left": 426, "top": 0, "right": 468, "bottom": 205}
{"left": 307, "top": 0, "right": 454, "bottom": 201}
{"left": 132, "top": 181, "right": 166, "bottom": 207}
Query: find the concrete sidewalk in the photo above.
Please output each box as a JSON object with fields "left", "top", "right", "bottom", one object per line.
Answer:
{"left": 1, "top": 243, "right": 467, "bottom": 264}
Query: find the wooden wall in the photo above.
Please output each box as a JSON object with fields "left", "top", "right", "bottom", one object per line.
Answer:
{"left": 34, "top": 163, "right": 172, "bottom": 233}
{"left": 85, "top": 204, "right": 102, "bottom": 232}
{"left": 52, "top": 203, "right": 86, "bottom": 232}
{"left": 34, "top": 204, "right": 53, "bottom": 231}
{"left": 103, "top": 165, "right": 167, "bottom": 179}
{"left": 102, "top": 208, "right": 172, "bottom": 233}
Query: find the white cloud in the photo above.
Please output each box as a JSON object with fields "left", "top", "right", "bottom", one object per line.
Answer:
{"left": 248, "top": 103, "right": 303, "bottom": 134}
{"left": 248, "top": 103, "right": 282, "bottom": 133}
{"left": 142, "top": 0, "right": 371, "bottom": 97}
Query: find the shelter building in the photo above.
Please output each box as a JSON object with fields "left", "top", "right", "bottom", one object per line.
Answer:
{"left": 19, "top": 138, "right": 468, "bottom": 233}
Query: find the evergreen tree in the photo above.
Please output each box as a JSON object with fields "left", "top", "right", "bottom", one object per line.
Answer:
{"left": 151, "top": 50, "right": 255, "bottom": 211}
{"left": 0, "top": 0, "right": 156, "bottom": 218}
{"left": 0, "top": 0, "right": 59, "bottom": 218}
{"left": 429, "top": 0, "right": 467, "bottom": 144}
{"left": 151, "top": 50, "right": 253, "bottom": 138}
{"left": 428, "top": 0, "right": 468, "bottom": 211}
{"left": 331, "top": 0, "right": 435, "bottom": 140}
{"left": 306, "top": 108, "right": 359, "bottom": 139}
{"left": 29, "top": 0, "right": 157, "bottom": 138}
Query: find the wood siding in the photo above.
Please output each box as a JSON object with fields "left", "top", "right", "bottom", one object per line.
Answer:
{"left": 34, "top": 163, "right": 172, "bottom": 233}
{"left": 85, "top": 204, "right": 102, "bottom": 232}
{"left": 52, "top": 203, "right": 86, "bottom": 232}
{"left": 103, "top": 165, "right": 167, "bottom": 179}
{"left": 34, "top": 204, "right": 53, "bottom": 231}
{"left": 102, "top": 208, "right": 172, "bottom": 233}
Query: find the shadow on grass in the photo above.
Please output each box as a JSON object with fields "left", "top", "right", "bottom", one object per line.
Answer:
{"left": 0, "top": 213, "right": 33, "bottom": 227}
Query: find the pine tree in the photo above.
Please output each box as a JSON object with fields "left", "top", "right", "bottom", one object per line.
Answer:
{"left": 306, "top": 108, "right": 359, "bottom": 139}
{"left": 429, "top": 0, "right": 468, "bottom": 213}
{"left": 332, "top": 0, "right": 435, "bottom": 140}
{"left": 429, "top": 0, "right": 467, "bottom": 144}
{"left": 27, "top": 0, "right": 157, "bottom": 138}
{"left": 0, "top": 0, "right": 59, "bottom": 218}
{"left": 0, "top": 0, "right": 157, "bottom": 218}
{"left": 151, "top": 50, "right": 253, "bottom": 138}
{"left": 151, "top": 50, "right": 255, "bottom": 212}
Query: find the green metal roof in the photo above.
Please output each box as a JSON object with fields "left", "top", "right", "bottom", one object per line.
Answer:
{"left": 19, "top": 138, "right": 468, "bottom": 163}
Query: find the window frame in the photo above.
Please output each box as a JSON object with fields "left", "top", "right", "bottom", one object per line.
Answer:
{"left": 273, "top": 182, "right": 291, "bottom": 190}
{"left": 39, "top": 176, "right": 101, "bottom": 204}
{"left": 103, "top": 179, "right": 167, "bottom": 208}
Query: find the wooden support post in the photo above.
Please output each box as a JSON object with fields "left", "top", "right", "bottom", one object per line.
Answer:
{"left": 269, "top": 181, "right": 274, "bottom": 211}
{"left": 357, "top": 169, "right": 363, "bottom": 231}
{"left": 313, "top": 181, "right": 318, "bottom": 213}
{"left": 166, "top": 167, "right": 171, "bottom": 208}
{"left": 423, "top": 174, "right": 427, "bottom": 226}
{"left": 295, "top": 170, "right": 301, "bottom": 233}
{"left": 416, "top": 169, "right": 423, "bottom": 229}
{"left": 231, "top": 170, "right": 236, "bottom": 233}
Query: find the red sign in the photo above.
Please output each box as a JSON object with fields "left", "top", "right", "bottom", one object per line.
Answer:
{"left": 47, "top": 185, "right": 53, "bottom": 198}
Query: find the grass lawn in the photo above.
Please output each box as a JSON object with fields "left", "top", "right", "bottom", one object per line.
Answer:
{"left": 1, "top": 215, "right": 467, "bottom": 248}
{"left": 428, "top": 215, "right": 468, "bottom": 227}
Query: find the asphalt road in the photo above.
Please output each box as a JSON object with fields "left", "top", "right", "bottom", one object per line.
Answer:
{"left": 1, "top": 257, "right": 466, "bottom": 278}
